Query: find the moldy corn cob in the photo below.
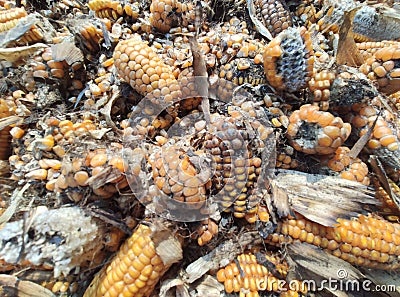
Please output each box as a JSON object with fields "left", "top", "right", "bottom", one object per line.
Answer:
{"left": 263, "top": 27, "right": 314, "bottom": 92}
{"left": 83, "top": 222, "right": 182, "bottom": 297}
{"left": 287, "top": 104, "right": 352, "bottom": 155}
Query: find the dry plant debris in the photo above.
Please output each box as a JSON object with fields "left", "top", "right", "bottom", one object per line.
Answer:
{"left": 0, "top": 0, "right": 400, "bottom": 296}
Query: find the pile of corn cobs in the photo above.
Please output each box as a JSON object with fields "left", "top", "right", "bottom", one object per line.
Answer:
{"left": 0, "top": 0, "right": 400, "bottom": 296}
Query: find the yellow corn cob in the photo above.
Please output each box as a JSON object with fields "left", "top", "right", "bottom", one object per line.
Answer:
{"left": 267, "top": 214, "right": 400, "bottom": 270}
{"left": 83, "top": 223, "right": 182, "bottom": 297}
{"left": 0, "top": 7, "right": 27, "bottom": 32}
{"left": 356, "top": 41, "right": 400, "bottom": 59}
{"left": 372, "top": 177, "right": 400, "bottom": 222}
{"left": 359, "top": 45, "right": 400, "bottom": 94}
{"left": 113, "top": 36, "right": 181, "bottom": 104}
{"left": 308, "top": 69, "right": 336, "bottom": 111}
{"left": 351, "top": 103, "right": 400, "bottom": 169}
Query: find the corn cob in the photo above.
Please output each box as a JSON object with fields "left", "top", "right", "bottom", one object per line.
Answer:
{"left": 389, "top": 91, "right": 400, "bottom": 111}
{"left": 327, "top": 146, "right": 370, "bottom": 185}
{"left": 149, "top": 0, "right": 195, "bottom": 33}
{"left": 372, "top": 177, "right": 400, "bottom": 222}
{"left": 263, "top": 27, "right": 314, "bottom": 92}
{"left": 88, "top": 0, "right": 139, "bottom": 21}
{"left": 216, "top": 252, "right": 308, "bottom": 297}
{"left": 83, "top": 223, "right": 182, "bottom": 297}
{"left": 356, "top": 41, "right": 400, "bottom": 59}
{"left": 287, "top": 104, "right": 352, "bottom": 155}
{"left": 0, "top": 7, "right": 27, "bottom": 32}
{"left": 267, "top": 214, "right": 400, "bottom": 270}
{"left": 196, "top": 218, "right": 218, "bottom": 246}
{"left": 308, "top": 69, "right": 336, "bottom": 111}
{"left": 350, "top": 103, "right": 400, "bottom": 169}
{"left": 113, "top": 35, "right": 181, "bottom": 108}
{"left": 0, "top": 7, "right": 43, "bottom": 43}
{"left": 359, "top": 45, "right": 400, "bottom": 94}
{"left": 254, "top": 0, "right": 293, "bottom": 38}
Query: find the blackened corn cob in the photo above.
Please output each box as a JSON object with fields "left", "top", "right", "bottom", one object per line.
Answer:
{"left": 287, "top": 104, "right": 352, "bottom": 155}
{"left": 263, "top": 27, "right": 314, "bottom": 92}
{"left": 268, "top": 214, "right": 400, "bottom": 270}
{"left": 83, "top": 223, "right": 182, "bottom": 297}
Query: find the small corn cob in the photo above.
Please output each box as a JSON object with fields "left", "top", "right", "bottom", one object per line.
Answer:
{"left": 263, "top": 27, "right": 314, "bottom": 92}
{"left": 216, "top": 252, "right": 308, "bottom": 297}
{"left": 0, "top": 7, "right": 27, "bottom": 32}
{"left": 196, "top": 218, "right": 218, "bottom": 246}
{"left": 308, "top": 69, "right": 336, "bottom": 111}
{"left": 213, "top": 58, "right": 266, "bottom": 87}
{"left": 327, "top": 146, "right": 370, "bottom": 185}
{"left": 267, "top": 214, "right": 400, "bottom": 270}
{"left": 88, "top": 0, "right": 139, "bottom": 21}
{"left": 148, "top": 144, "right": 210, "bottom": 208}
{"left": 372, "top": 177, "right": 400, "bottom": 222}
{"left": 359, "top": 45, "right": 400, "bottom": 94}
{"left": 0, "top": 7, "right": 43, "bottom": 43}
{"left": 149, "top": 0, "right": 195, "bottom": 33}
{"left": 350, "top": 103, "right": 400, "bottom": 169}
{"left": 356, "top": 41, "right": 400, "bottom": 60}
{"left": 254, "top": 0, "right": 293, "bottom": 38}
{"left": 389, "top": 91, "right": 400, "bottom": 111}
{"left": 287, "top": 104, "right": 352, "bottom": 155}
{"left": 83, "top": 222, "right": 182, "bottom": 297}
